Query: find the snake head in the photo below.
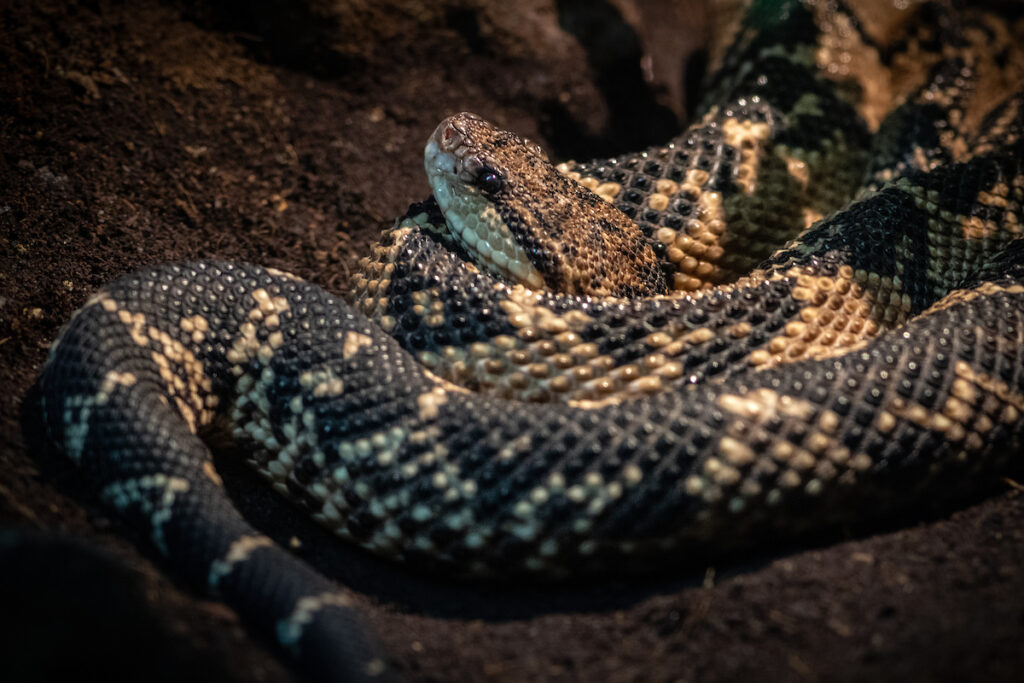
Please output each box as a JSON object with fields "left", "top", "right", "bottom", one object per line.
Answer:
{"left": 425, "top": 112, "right": 667, "bottom": 297}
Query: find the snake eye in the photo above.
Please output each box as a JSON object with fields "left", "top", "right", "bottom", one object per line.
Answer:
{"left": 475, "top": 167, "right": 505, "bottom": 195}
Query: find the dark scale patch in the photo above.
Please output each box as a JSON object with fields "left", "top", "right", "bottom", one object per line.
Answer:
{"left": 708, "top": 154, "right": 736, "bottom": 194}
{"left": 265, "top": 370, "right": 303, "bottom": 447}
{"left": 934, "top": 152, "right": 1022, "bottom": 226}
{"left": 974, "top": 239, "right": 1024, "bottom": 285}
{"left": 767, "top": 187, "right": 936, "bottom": 307}
{"left": 502, "top": 201, "right": 565, "bottom": 288}
{"left": 583, "top": 284, "right": 768, "bottom": 383}
{"left": 749, "top": 66, "right": 867, "bottom": 154}
{"left": 697, "top": 0, "right": 820, "bottom": 115}
{"left": 601, "top": 116, "right": 730, "bottom": 229}
{"left": 381, "top": 233, "right": 517, "bottom": 352}
{"left": 867, "top": 58, "right": 975, "bottom": 182}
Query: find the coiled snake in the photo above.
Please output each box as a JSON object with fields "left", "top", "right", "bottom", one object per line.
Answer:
{"left": 31, "top": 0, "right": 1024, "bottom": 680}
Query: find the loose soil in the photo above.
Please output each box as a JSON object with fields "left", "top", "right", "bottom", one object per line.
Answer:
{"left": 2, "top": 1, "right": 1023, "bottom": 681}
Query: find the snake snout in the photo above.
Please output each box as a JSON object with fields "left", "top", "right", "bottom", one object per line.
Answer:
{"left": 432, "top": 112, "right": 487, "bottom": 155}
{"left": 434, "top": 119, "right": 464, "bottom": 155}
{"left": 427, "top": 114, "right": 496, "bottom": 186}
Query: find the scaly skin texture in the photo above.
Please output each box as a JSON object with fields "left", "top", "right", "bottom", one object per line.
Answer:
{"left": 31, "top": 0, "right": 1024, "bottom": 680}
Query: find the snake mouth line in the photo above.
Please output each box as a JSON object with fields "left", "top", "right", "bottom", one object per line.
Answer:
{"left": 425, "top": 115, "right": 546, "bottom": 290}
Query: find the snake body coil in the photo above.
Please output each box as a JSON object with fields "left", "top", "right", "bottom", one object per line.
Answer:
{"left": 32, "top": 0, "right": 1024, "bottom": 680}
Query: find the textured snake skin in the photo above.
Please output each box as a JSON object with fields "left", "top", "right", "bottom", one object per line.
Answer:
{"left": 31, "top": 0, "right": 1024, "bottom": 680}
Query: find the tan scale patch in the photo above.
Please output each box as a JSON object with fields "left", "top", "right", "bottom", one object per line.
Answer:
{"left": 207, "top": 534, "right": 275, "bottom": 590}
{"left": 652, "top": 161, "right": 735, "bottom": 291}
{"left": 922, "top": 282, "right": 1024, "bottom": 316}
{"left": 416, "top": 387, "right": 449, "bottom": 421}
{"left": 226, "top": 320, "right": 261, "bottom": 366}
{"left": 421, "top": 368, "right": 472, "bottom": 395}
{"left": 691, "top": 387, "right": 861, "bottom": 510}
{"left": 348, "top": 224, "right": 414, "bottom": 320}
{"left": 202, "top": 460, "right": 223, "bottom": 485}
{"left": 117, "top": 307, "right": 152, "bottom": 347}
{"left": 877, "top": 397, "right": 966, "bottom": 442}
{"left": 179, "top": 314, "right": 210, "bottom": 344}
{"left": 342, "top": 331, "right": 374, "bottom": 359}
{"left": 263, "top": 266, "right": 301, "bottom": 281}
{"left": 785, "top": 156, "right": 810, "bottom": 189}
{"left": 227, "top": 289, "right": 291, "bottom": 371}
{"left": 594, "top": 181, "right": 621, "bottom": 203}
{"left": 299, "top": 367, "right": 345, "bottom": 398}
{"left": 716, "top": 388, "right": 816, "bottom": 422}
{"left": 404, "top": 288, "right": 447, "bottom": 330}
{"left": 721, "top": 116, "right": 772, "bottom": 196}
{"left": 875, "top": 358, "right": 1024, "bottom": 460}
{"left": 461, "top": 293, "right": 697, "bottom": 405}
{"left": 751, "top": 265, "right": 904, "bottom": 368}
{"left": 954, "top": 361, "right": 1024, "bottom": 417}
{"left": 248, "top": 288, "right": 290, "bottom": 330}
{"left": 105, "top": 302, "right": 218, "bottom": 430}
{"left": 277, "top": 592, "right": 355, "bottom": 652}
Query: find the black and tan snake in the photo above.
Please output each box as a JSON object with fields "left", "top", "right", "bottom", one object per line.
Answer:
{"left": 31, "top": 0, "right": 1024, "bottom": 680}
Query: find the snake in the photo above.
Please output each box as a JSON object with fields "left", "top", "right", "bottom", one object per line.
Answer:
{"left": 30, "top": 0, "right": 1024, "bottom": 680}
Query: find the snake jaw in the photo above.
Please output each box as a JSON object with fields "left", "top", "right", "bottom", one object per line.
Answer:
{"left": 426, "top": 114, "right": 547, "bottom": 290}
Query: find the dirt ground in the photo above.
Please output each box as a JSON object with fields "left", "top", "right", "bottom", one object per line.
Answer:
{"left": 2, "top": 1, "right": 1023, "bottom": 681}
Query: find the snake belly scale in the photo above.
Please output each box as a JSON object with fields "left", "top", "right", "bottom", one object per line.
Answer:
{"left": 31, "top": 0, "right": 1024, "bottom": 680}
